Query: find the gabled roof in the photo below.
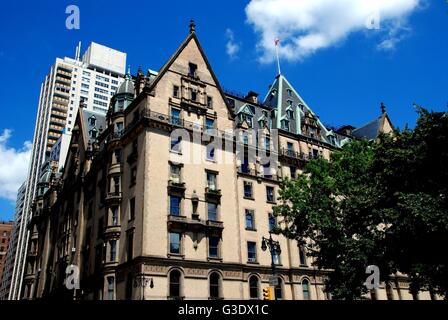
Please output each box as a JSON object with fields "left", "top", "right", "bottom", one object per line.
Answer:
{"left": 352, "top": 112, "right": 393, "bottom": 140}
{"left": 145, "top": 29, "right": 234, "bottom": 118}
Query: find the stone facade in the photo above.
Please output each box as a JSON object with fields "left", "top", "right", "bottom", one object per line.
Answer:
{"left": 21, "top": 25, "right": 430, "bottom": 301}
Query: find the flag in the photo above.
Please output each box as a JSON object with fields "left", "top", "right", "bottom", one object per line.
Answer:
{"left": 274, "top": 38, "right": 280, "bottom": 46}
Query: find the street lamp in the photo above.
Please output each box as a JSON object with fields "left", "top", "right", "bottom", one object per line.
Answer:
{"left": 261, "top": 232, "right": 281, "bottom": 300}
{"left": 133, "top": 273, "right": 154, "bottom": 300}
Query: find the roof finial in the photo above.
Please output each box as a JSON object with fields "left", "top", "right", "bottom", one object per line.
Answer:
{"left": 381, "top": 102, "right": 386, "bottom": 114}
{"left": 274, "top": 37, "right": 281, "bottom": 76}
{"left": 189, "top": 19, "right": 196, "bottom": 33}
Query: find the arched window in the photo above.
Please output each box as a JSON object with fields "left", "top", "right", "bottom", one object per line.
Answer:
{"left": 209, "top": 272, "right": 221, "bottom": 299}
{"left": 302, "top": 279, "right": 310, "bottom": 300}
{"left": 249, "top": 275, "right": 260, "bottom": 299}
{"left": 169, "top": 270, "right": 182, "bottom": 299}
{"left": 275, "top": 277, "right": 283, "bottom": 300}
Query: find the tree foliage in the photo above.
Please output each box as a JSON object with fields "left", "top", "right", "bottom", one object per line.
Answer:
{"left": 274, "top": 108, "right": 448, "bottom": 299}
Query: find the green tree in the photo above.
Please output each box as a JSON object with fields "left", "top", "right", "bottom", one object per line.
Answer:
{"left": 275, "top": 108, "right": 448, "bottom": 299}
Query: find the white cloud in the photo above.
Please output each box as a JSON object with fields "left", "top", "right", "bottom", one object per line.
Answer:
{"left": 0, "top": 129, "right": 32, "bottom": 202}
{"left": 225, "top": 28, "right": 240, "bottom": 59}
{"left": 245, "top": 0, "right": 422, "bottom": 63}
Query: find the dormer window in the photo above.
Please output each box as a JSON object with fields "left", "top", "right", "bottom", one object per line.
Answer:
{"left": 287, "top": 109, "right": 294, "bottom": 120}
{"left": 89, "top": 128, "right": 98, "bottom": 139}
{"left": 246, "top": 115, "right": 253, "bottom": 128}
{"left": 173, "top": 85, "right": 179, "bottom": 98}
{"left": 188, "top": 63, "right": 197, "bottom": 78}
{"left": 286, "top": 89, "right": 292, "bottom": 97}
{"left": 281, "top": 119, "right": 290, "bottom": 131}
{"left": 89, "top": 116, "right": 96, "bottom": 127}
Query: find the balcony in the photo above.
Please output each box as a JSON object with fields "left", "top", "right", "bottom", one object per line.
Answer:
{"left": 104, "top": 224, "right": 121, "bottom": 238}
{"left": 205, "top": 187, "right": 221, "bottom": 201}
{"left": 167, "top": 215, "right": 224, "bottom": 233}
{"left": 105, "top": 191, "right": 122, "bottom": 203}
{"left": 168, "top": 180, "right": 186, "bottom": 194}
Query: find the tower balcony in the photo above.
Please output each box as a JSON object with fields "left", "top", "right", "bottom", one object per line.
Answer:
{"left": 167, "top": 214, "right": 223, "bottom": 234}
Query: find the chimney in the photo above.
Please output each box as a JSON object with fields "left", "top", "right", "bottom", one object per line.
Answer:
{"left": 245, "top": 91, "right": 259, "bottom": 104}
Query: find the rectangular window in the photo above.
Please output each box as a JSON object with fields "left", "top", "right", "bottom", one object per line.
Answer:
{"left": 266, "top": 186, "right": 275, "bottom": 203}
{"left": 191, "top": 89, "right": 197, "bottom": 102}
{"left": 244, "top": 181, "right": 253, "bottom": 199}
{"left": 207, "top": 96, "right": 213, "bottom": 108}
{"left": 299, "top": 245, "right": 307, "bottom": 266}
{"left": 247, "top": 242, "right": 257, "bottom": 263}
{"left": 111, "top": 207, "right": 119, "bottom": 226}
{"left": 129, "top": 197, "right": 135, "bottom": 221}
{"left": 127, "top": 232, "right": 133, "bottom": 262}
{"left": 107, "top": 277, "right": 115, "bottom": 300}
{"left": 264, "top": 137, "right": 270, "bottom": 151}
{"left": 171, "top": 108, "right": 181, "bottom": 126}
{"left": 169, "top": 232, "right": 181, "bottom": 254}
{"left": 170, "top": 136, "right": 182, "bottom": 153}
{"left": 110, "top": 240, "right": 116, "bottom": 262}
{"left": 206, "top": 146, "right": 215, "bottom": 161}
{"left": 205, "top": 118, "right": 215, "bottom": 130}
{"left": 290, "top": 166, "right": 297, "bottom": 179}
{"left": 170, "top": 165, "right": 181, "bottom": 183}
{"left": 173, "top": 85, "right": 179, "bottom": 98}
{"left": 263, "top": 163, "right": 272, "bottom": 178}
{"left": 245, "top": 209, "right": 255, "bottom": 230}
{"left": 206, "top": 172, "right": 217, "bottom": 191}
{"left": 188, "top": 62, "right": 197, "bottom": 77}
{"left": 287, "top": 142, "right": 294, "bottom": 152}
{"left": 207, "top": 203, "right": 218, "bottom": 221}
{"left": 130, "top": 167, "right": 137, "bottom": 186}
{"left": 208, "top": 237, "right": 220, "bottom": 258}
{"left": 170, "top": 196, "right": 181, "bottom": 216}
{"left": 268, "top": 214, "right": 276, "bottom": 232}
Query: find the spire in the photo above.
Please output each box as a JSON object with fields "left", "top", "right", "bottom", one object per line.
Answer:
{"left": 125, "top": 65, "right": 131, "bottom": 80}
{"left": 189, "top": 19, "right": 196, "bottom": 33}
{"left": 274, "top": 38, "right": 281, "bottom": 76}
{"left": 381, "top": 102, "right": 386, "bottom": 114}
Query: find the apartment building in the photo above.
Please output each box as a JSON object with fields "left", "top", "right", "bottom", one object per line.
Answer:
{"left": 22, "top": 23, "right": 426, "bottom": 301}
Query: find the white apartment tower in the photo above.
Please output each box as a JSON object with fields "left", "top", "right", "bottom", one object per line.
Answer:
{"left": 3, "top": 42, "right": 127, "bottom": 300}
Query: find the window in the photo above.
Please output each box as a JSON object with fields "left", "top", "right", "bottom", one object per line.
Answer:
{"left": 245, "top": 209, "right": 255, "bottom": 230}
{"left": 268, "top": 214, "right": 276, "bottom": 232}
{"left": 302, "top": 279, "right": 310, "bottom": 300}
{"left": 263, "top": 162, "right": 272, "bottom": 178}
{"left": 207, "top": 202, "right": 218, "bottom": 221}
{"left": 206, "top": 172, "right": 217, "bottom": 191}
{"left": 290, "top": 166, "right": 297, "bottom": 179}
{"left": 188, "top": 62, "right": 197, "bottom": 77}
{"left": 191, "top": 89, "right": 197, "bottom": 102}
{"left": 241, "top": 157, "right": 249, "bottom": 173}
{"left": 249, "top": 276, "right": 259, "bottom": 299}
{"left": 206, "top": 145, "right": 215, "bottom": 161}
{"left": 173, "top": 85, "right": 179, "bottom": 98}
{"left": 246, "top": 115, "right": 253, "bottom": 127}
{"left": 287, "top": 89, "right": 292, "bottom": 97}
{"left": 208, "top": 237, "right": 220, "bottom": 258}
{"left": 227, "top": 98, "right": 235, "bottom": 108}
{"left": 264, "top": 137, "right": 270, "bottom": 151}
{"left": 272, "top": 250, "right": 280, "bottom": 265}
{"left": 107, "top": 277, "right": 115, "bottom": 300}
{"left": 275, "top": 278, "right": 283, "bottom": 300}
{"left": 209, "top": 272, "right": 220, "bottom": 299}
{"left": 266, "top": 186, "right": 275, "bottom": 203}
{"left": 127, "top": 232, "right": 133, "bottom": 261}
{"left": 114, "top": 149, "right": 122, "bottom": 164}
{"left": 287, "top": 109, "right": 294, "bottom": 119}
{"left": 169, "top": 232, "right": 181, "bottom": 254}
{"left": 130, "top": 167, "right": 137, "bottom": 186}
{"left": 170, "top": 136, "right": 182, "bottom": 153}
{"left": 111, "top": 206, "right": 119, "bottom": 226}
{"left": 244, "top": 181, "right": 253, "bottom": 199}
{"left": 169, "top": 270, "right": 181, "bottom": 298}
{"left": 299, "top": 245, "right": 307, "bottom": 265}
{"left": 207, "top": 96, "right": 213, "bottom": 108}
{"left": 110, "top": 240, "right": 117, "bottom": 262}
{"left": 171, "top": 108, "right": 181, "bottom": 126}
{"left": 129, "top": 197, "right": 135, "bottom": 221}
{"left": 113, "top": 176, "right": 120, "bottom": 194}
{"left": 169, "top": 196, "right": 181, "bottom": 216}
{"left": 170, "top": 164, "right": 181, "bottom": 183}
{"left": 282, "top": 119, "right": 290, "bottom": 131}
{"left": 247, "top": 241, "right": 257, "bottom": 263}
{"left": 205, "top": 117, "right": 214, "bottom": 130}
{"left": 287, "top": 142, "right": 294, "bottom": 152}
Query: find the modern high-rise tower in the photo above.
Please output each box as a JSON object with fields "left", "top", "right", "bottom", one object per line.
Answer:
{"left": 1, "top": 42, "right": 127, "bottom": 300}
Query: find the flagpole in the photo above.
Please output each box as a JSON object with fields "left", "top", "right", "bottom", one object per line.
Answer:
{"left": 275, "top": 38, "right": 281, "bottom": 76}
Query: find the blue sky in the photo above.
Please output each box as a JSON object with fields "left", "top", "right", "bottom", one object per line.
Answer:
{"left": 0, "top": 0, "right": 447, "bottom": 220}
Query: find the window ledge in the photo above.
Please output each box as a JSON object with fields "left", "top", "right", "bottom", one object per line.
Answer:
{"left": 266, "top": 200, "right": 277, "bottom": 204}
{"left": 245, "top": 228, "right": 257, "bottom": 232}
{"left": 207, "top": 257, "right": 223, "bottom": 262}
{"left": 167, "top": 253, "right": 185, "bottom": 259}
{"left": 247, "top": 261, "right": 259, "bottom": 265}
{"left": 243, "top": 196, "right": 255, "bottom": 201}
